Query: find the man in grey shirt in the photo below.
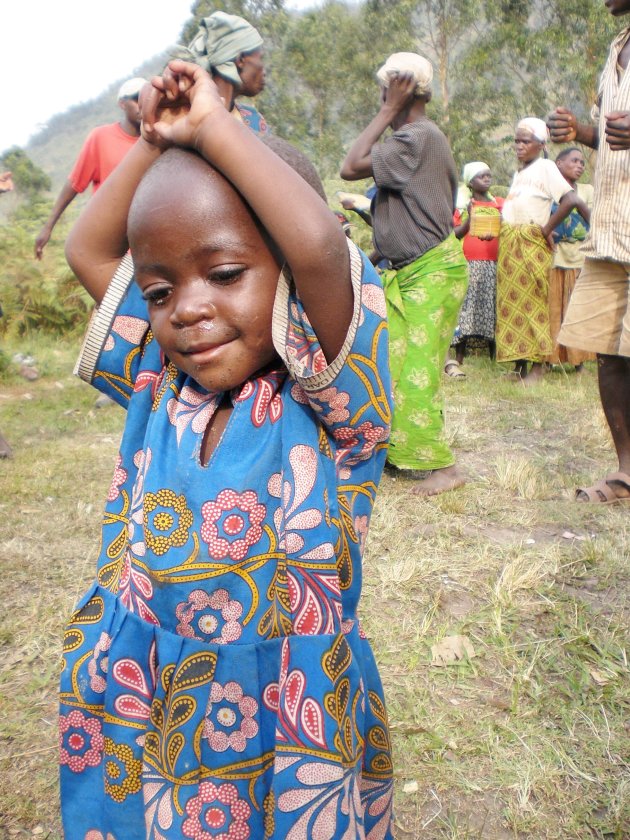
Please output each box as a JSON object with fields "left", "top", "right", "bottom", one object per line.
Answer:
{"left": 341, "top": 52, "right": 467, "bottom": 496}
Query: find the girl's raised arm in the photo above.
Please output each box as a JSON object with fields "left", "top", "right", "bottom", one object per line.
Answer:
{"left": 146, "top": 61, "right": 353, "bottom": 364}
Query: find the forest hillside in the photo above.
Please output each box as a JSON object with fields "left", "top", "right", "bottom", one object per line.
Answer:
{"left": 9, "top": 0, "right": 621, "bottom": 196}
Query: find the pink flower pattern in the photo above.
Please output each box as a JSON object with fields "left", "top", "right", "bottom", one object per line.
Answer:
{"left": 59, "top": 710, "right": 104, "bottom": 773}
{"left": 201, "top": 490, "right": 265, "bottom": 562}
{"left": 176, "top": 589, "right": 243, "bottom": 644}
{"left": 203, "top": 681, "right": 259, "bottom": 753}
{"left": 182, "top": 781, "right": 251, "bottom": 840}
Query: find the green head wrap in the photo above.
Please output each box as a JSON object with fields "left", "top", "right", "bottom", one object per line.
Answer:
{"left": 173, "top": 11, "right": 263, "bottom": 87}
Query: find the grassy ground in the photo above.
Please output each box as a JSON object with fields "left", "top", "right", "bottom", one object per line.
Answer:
{"left": 0, "top": 335, "right": 628, "bottom": 839}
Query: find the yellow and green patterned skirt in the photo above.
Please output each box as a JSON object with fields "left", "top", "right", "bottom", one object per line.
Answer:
{"left": 382, "top": 233, "right": 468, "bottom": 471}
{"left": 496, "top": 222, "right": 553, "bottom": 363}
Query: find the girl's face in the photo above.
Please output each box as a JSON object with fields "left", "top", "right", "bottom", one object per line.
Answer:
{"left": 129, "top": 159, "right": 280, "bottom": 394}
{"left": 470, "top": 170, "right": 492, "bottom": 193}
{"left": 556, "top": 150, "right": 585, "bottom": 182}
{"left": 514, "top": 128, "right": 544, "bottom": 164}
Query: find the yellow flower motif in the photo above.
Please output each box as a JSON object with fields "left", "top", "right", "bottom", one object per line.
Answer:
{"left": 429, "top": 307, "right": 444, "bottom": 325}
{"left": 389, "top": 429, "right": 408, "bottom": 447}
{"left": 104, "top": 738, "right": 142, "bottom": 802}
{"left": 407, "top": 367, "right": 430, "bottom": 390}
{"left": 389, "top": 337, "right": 407, "bottom": 360}
{"left": 408, "top": 409, "right": 430, "bottom": 428}
{"left": 409, "top": 287, "right": 428, "bottom": 305}
{"left": 144, "top": 489, "right": 193, "bottom": 556}
{"left": 408, "top": 325, "right": 429, "bottom": 346}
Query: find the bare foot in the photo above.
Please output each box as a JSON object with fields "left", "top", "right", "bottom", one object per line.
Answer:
{"left": 411, "top": 464, "right": 466, "bottom": 497}
{"left": 522, "top": 364, "right": 544, "bottom": 386}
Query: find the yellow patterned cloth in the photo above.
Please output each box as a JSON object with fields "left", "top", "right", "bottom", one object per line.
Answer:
{"left": 496, "top": 222, "right": 553, "bottom": 363}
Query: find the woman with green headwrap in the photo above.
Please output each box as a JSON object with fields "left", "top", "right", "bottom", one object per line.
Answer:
{"left": 174, "top": 11, "right": 269, "bottom": 134}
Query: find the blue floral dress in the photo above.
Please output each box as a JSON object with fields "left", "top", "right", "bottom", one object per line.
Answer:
{"left": 60, "top": 240, "right": 395, "bottom": 839}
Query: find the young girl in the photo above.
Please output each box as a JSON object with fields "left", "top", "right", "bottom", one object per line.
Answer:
{"left": 448, "top": 162, "right": 504, "bottom": 375}
{"left": 496, "top": 117, "right": 582, "bottom": 384}
{"left": 60, "top": 61, "right": 394, "bottom": 839}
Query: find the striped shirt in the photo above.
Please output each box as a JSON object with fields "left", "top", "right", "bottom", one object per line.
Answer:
{"left": 371, "top": 118, "right": 457, "bottom": 267}
{"left": 583, "top": 26, "right": 630, "bottom": 263}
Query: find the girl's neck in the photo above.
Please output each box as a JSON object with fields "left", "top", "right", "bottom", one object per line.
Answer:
{"left": 472, "top": 190, "right": 490, "bottom": 202}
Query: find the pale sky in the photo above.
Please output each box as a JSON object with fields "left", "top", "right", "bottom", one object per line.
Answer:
{"left": 1, "top": 0, "right": 317, "bottom": 155}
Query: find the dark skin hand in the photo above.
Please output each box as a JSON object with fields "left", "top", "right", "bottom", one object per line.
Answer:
{"left": 604, "top": 110, "right": 630, "bottom": 150}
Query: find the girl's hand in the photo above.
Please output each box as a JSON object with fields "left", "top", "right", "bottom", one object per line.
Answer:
{"left": 141, "top": 61, "right": 228, "bottom": 150}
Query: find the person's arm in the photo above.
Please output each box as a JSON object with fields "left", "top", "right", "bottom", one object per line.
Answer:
{"left": 64, "top": 138, "right": 161, "bottom": 305}
{"left": 340, "top": 73, "right": 417, "bottom": 181}
{"left": 541, "top": 190, "right": 580, "bottom": 248}
{"left": 547, "top": 107, "right": 599, "bottom": 149}
{"left": 146, "top": 60, "right": 352, "bottom": 363}
{"left": 340, "top": 197, "right": 373, "bottom": 227}
{"left": 574, "top": 196, "right": 591, "bottom": 225}
{"left": 453, "top": 205, "right": 470, "bottom": 240}
{"left": 34, "top": 181, "right": 78, "bottom": 259}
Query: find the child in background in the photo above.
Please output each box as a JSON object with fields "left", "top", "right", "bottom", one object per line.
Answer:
{"left": 60, "top": 61, "right": 394, "bottom": 839}
{"left": 447, "top": 162, "right": 503, "bottom": 376}
{"left": 547, "top": 147, "right": 594, "bottom": 372}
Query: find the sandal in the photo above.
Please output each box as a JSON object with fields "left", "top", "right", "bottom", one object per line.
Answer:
{"left": 444, "top": 359, "right": 466, "bottom": 379}
{"left": 575, "top": 472, "right": 630, "bottom": 504}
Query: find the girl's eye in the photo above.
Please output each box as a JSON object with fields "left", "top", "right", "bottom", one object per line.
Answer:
{"left": 209, "top": 266, "right": 245, "bottom": 285}
{"left": 142, "top": 286, "right": 171, "bottom": 306}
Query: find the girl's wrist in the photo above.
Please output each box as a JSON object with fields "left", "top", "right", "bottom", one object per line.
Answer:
{"left": 193, "top": 108, "right": 232, "bottom": 155}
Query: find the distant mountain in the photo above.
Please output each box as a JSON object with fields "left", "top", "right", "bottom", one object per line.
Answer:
{"left": 26, "top": 54, "right": 168, "bottom": 193}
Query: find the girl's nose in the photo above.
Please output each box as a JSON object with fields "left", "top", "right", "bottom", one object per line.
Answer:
{"left": 170, "top": 283, "right": 217, "bottom": 326}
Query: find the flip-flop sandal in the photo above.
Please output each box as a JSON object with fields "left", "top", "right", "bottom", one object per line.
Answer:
{"left": 444, "top": 360, "right": 466, "bottom": 379}
{"left": 575, "top": 473, "right": 630, "bottom": 504}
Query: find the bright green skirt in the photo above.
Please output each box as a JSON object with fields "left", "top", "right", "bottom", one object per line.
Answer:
{"left": 382, "top": 234, "right": 468, "bottom": 470}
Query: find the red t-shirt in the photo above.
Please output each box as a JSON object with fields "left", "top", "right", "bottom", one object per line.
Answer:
{"left": 454, "top": 197, "right": 504, "bottom": 262}
{"left": 69, "top": 122, "right": 139, "bottom": 194}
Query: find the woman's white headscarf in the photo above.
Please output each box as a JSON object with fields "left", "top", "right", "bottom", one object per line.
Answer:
{"left": 462, "top": 161, "right": 490, "bottom": 186}
{"left": 456, "top": 161, "right": 492, "bottom": 210}
{"left": 376, "top": 52, "right": 433, "bottom": 97}
{"left": 517, "top": 117, "right": 548, "bottom": 144}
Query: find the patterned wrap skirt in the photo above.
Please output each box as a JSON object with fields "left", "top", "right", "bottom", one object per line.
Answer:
{"left": 454, "top": 259, "right": 496, "bottom": 342}
{"left": 547, "top": 267, "right": 596, "bottom": 365}
{"left": 382, "top": 233, "right": 468, "bottom": 470}
{"left": 496, "top": 222, "right": 553, "bottom": 363}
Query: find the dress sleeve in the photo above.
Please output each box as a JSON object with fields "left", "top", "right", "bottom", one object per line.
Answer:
{"left": 272, "top": 239, "right": 392, "bottom": 465}
{"left": 74, "top": 254, "right": 164, "bottom": 409}
{"left": 371, "top": 125, "right": 424, "bottom": 192}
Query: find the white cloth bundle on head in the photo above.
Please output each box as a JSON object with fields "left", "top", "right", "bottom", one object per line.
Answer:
{"left": 517, "top": 117, "right": 548, "bottom": 143}
{"left": 463, "top": 161, "right": 490, "bottom": 186}
{"left": 376, "top": 52, "right": 433, "bottom": 96}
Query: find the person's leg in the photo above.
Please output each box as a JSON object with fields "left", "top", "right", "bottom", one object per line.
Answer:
{"left": 523, "top": 360, "right": 544, "bottom": 384}
{"left": 455, "top": 339, "right": 466, "bottom": 365}
{"left": 597, "top": 353, "right": 630, "bottom": 475}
